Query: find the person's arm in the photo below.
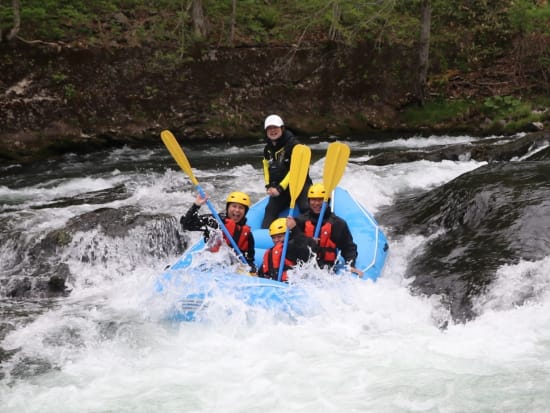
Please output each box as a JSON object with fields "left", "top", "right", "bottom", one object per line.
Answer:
{"left": 332, "top": 218, "right": 363, "bottom": 276}
{"left": 180, "top": 194, "right": 218, "bottom": 232}
{"left": 333, "top": 217, "right": 358, "bottom": 267}
{"left": 180, "top": 203, "right": 205, "bottom": 231}
{"left": 262, "top": 158, "right": 270, "bottom": 188}
{"left": 245, "top": 232, "right": 257, "bottom": 274}
{"left": 277, "top": 172, "right": 290, "bottom": 192}
{"left": 257, "top": 250, "right": 269, "bottom": 277}
{"left": 287, "top": 231, "right": 318, "bottom": 263}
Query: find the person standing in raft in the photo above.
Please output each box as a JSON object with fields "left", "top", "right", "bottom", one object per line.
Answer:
{"left": 258, "top": 217, "right": 317, "bottom": 282}
{"left": 287, "top": 183, "right": 363, "bottom": 277}
{"left": 181, "top": 191, "right": 256, "bottom": 273}
{"left": 261, "top": 114, "right": 312, "bottom": 229}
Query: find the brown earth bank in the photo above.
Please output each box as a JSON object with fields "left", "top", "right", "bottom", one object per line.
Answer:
{"left": 0, "top": 40, "right": 545, "bottom": 164}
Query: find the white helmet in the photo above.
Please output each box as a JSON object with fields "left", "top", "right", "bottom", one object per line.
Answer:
{"left": 264, "top": 114, "right": 284, "bottom": 130}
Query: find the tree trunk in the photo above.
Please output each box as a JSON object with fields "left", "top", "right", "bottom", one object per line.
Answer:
{"left": 416, "top": 0, "right": 431, "bottom": 106}
{"left": 191, "top": 0, "right": 207, "bottom": 38}
{"left": 5, "top": 0, "right": 21, "bottom": 41}
{"left": 328, "top": 1, "right": 341, "bottom": 41}
{"left": 229, "top": 0, "right": 237, "bottom": 45}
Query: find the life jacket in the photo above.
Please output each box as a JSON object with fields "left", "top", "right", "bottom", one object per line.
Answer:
{"left": 261, "top": 243, "right": 295, "bottom": 282}
{"left": 304, "top": 220, "right": 337, "bottom": 264}
{"left": 209, "top": 218, "right": 251, "bottom": 253}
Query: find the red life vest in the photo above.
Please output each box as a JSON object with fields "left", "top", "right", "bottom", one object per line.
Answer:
{"left": 261, "top": 243, "right": 295, "bottom": 282}
{"left": 304, "top": 220, "right": 337, "bottom": 263}
{"left": 209, "top": 218, "right": 251, "bottom": 253}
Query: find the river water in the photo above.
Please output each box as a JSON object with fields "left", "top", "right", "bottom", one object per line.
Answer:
{"left": 1, "top": 134, "right": 549, "bottom": 412}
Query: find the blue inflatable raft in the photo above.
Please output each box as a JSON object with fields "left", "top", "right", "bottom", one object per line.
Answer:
{"left": 155, "top": 186, "right": 388, "bottom": 321}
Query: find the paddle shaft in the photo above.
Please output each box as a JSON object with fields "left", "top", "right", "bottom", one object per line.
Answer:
{"left": 277, "top": 144, "right": 311, "bottom": 282}
{"left": 314, "top": 202, "right": 329, "bottom": 239}
{"left": 196, "top": 185, "right": 249, "bottom": 264}
{"left": 278, "top": 206, "right": 296, "bottom": 282}
{"left": 160, "top": 130, "right": 249, "bottom": 266}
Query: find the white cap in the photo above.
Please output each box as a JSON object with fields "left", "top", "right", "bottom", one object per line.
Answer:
{"left": 264, "top": 114, "right": 284, "bottom": 129}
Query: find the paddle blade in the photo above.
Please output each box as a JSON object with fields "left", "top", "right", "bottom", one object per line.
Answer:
{"left": 288, "top": 144, "right": 312, "bottom": 208}
{"left": 160, "top": 130, "right": 199, "bottom": 186}
{"left": 322, "top": 141, "right": 350, "bottom": 200}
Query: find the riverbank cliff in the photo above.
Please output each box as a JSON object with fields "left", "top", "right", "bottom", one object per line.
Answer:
{"left": 1, "top": 40, "right": 547, "bottom": 163}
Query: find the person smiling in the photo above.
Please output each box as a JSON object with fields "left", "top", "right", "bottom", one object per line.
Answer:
{"left": 261, "top": 114, "right": 312, "bottom": 229}
{"left": 287, "top": 183, "right": 362, "bottom": 276}
{"left": 181, "top": 191, "right": 256, "bottom": 273}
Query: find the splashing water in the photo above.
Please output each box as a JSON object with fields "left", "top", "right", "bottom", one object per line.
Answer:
{"left": 1, "top": 137, "right": 550, "bottom": 412}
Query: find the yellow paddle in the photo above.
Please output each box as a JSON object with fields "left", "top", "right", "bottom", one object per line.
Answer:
{"left": 314, "top": 141, "right": 350, "bottom": 238}
{"left": 160, "top": 130, "right": 249, "bottom": 266}
{"left": 278, "top": 144, "right": 312, "bottom": 281}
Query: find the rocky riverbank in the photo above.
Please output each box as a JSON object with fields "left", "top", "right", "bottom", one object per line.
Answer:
{"left": 1, "top": 40, "right": 547, "bottom": 164}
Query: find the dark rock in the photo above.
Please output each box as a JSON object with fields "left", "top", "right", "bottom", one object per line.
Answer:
{"left": 379, "top": 160, "right": 550, "bottom": 322}
{"left": 7, "top": 277, "right": 32, "bottom": 298}
{"left": 365, "top": 131, "right": 550, "bottom": 165}
{"left": 7, "top": 194, "right": 187, "bottom": 298}
{"left": 48, "top": 273, "right": 68, "bottom": 293}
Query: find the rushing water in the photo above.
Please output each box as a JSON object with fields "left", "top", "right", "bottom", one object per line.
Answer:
{"left": 1, "top": 134, "right": 549, "bottom": 412}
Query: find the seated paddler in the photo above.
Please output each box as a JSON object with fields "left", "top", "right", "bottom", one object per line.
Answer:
{"left": 287, "top": 183, "right": 363, "bottom": 277}
{"left": 181, "top": 191, "right": 256, "bottom": 273}
{"left": 258, "top": 217, "right": 318, "bottom": 282}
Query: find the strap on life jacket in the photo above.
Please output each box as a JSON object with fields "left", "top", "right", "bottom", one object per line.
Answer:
{"left": 223, "top": 218, "right": 250, "bottom": 253}
{"left": 304, "top": 220, "right": 337, "bottom": 263}
{"left": 263, "top": 243, "right": 293, "bottom": 282}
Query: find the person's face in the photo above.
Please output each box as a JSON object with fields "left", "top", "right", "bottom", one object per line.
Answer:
{"left": 266, "top": 125, "right": 282, "bottom": 141}
{"left": 271, "top": 233, "right": 285, "bottom": 244}
{"left": 227, "top": 202, "right": 246, "bottom": 222}
{"left": 309, "top": 197, "right": 323, "bottom": 214}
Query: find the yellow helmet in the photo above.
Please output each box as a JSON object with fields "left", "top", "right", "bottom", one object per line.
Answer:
{"left": 307, "top": 183, "right": 326, "bottom": 199}
{"left": 226, "top": 191, "right": 251, "bottom": 208}
{"left": 269, "top": 218, "right": 287, "bottom": 236}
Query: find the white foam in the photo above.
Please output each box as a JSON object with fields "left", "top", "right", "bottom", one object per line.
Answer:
{"left": 2, "top": 140, "right": 549, "bottom": 412}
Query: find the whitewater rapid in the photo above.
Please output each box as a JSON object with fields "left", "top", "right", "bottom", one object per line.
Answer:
{"left": 1, "top": 135, "right": 549, "bottom": 412}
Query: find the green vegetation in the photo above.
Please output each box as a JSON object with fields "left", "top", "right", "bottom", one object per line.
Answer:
{"left": 2, "top": 1, "right": 547, "bottom": 75}
{"left": 401, "top": 95, "right": 549, "bottom": 132}
{"left": 1, "top": 0, "right": 548, "bottom": 134}
{"left": 0, "top": 1, "right": 546, "bottom": 50}
{"left": 2, "top": 1, "right": 547, "bottom": 92}
{"left": 479, "top": 95, "right": 550, "bottom": 132}
{"left": 401, "top": 99, "right": 472, "bottom": 126}
{"left": 482, "top": 96, "right": 525, "bottom": 118}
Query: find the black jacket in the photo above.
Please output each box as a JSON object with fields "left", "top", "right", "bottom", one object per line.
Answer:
{"left": 263, "top": 129, "right": 310, "bottom": 193}
{"left": 293, "top": 206, "right": 358, "bottom": 267}
{"left": 257, "top": 230, "right": 318, "bottom": 279}
{"left": 181, "top": 204, "right": 256, "bottom": 271}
